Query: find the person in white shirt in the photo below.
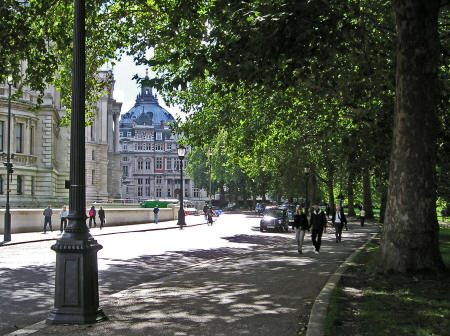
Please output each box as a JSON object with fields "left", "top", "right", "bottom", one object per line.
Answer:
{"left": 360, "top": 208, "right": 366, "bottom": 227}
{"left": 60, "top": 205, "right": 69, "bottom": 233}
{"left": 332, "top": 206, "right": 347, "bottom": 243}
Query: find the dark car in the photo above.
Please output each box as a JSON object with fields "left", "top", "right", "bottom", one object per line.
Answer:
{"left": 260, "top": 208, "right": 289, "bottom": 232}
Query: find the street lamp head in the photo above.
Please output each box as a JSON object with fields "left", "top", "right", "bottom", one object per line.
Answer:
{"left": 178, "top": 145, "right": 186, "bottom": 159}
{"left": 208, "top": 149, "right": 213, "bottom": 156}
{"left": 304, "top": 167, "right": 310, "bottom": 174}
{"left": 7, "top": 75, "right": 13, "bottom": 85}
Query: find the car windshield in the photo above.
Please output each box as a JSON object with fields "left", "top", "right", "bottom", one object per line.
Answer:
{"left": 264, "top": 209, "right": 283, "bottom": 218}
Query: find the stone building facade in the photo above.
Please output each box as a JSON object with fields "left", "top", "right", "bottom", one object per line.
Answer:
{"left": 0, "top": 70, "right": 122, "bottom": 208}
{"left": 119, "top": 81, "right": 206, "bottom": 202}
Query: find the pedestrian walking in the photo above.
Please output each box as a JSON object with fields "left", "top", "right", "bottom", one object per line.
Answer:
{"left": 203, "top": 203, "right": 209, "bottom": 220}
{"left": 60, "top": 205, "right": 68, "bottom": 233}
{"left": 332, "top": 206, "right": 347, "bottom": 243}
{"left": 310, "top": 203, "right": 327, "bottom": 254}
{"left": 153, "top": 204, "right": 160, "bottom": 224}
{"left": 292, "top": 208, "right": 309, "bottom": 254}
{"left": 360, "top": 208, "right": 366, "bottom": 227}
{"left": 98, "top": 206, "right": 106, "bottom": 229}
{"left": 88, "top": 205, "right": 97, "bottom": 228}
{"left": 207, "top": 207, "right": 214, "bottom": 225}
{"left": 43, "top": 205, "right": 53, "bottom": 233}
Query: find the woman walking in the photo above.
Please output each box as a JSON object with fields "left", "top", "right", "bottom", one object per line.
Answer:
{"left": 292, "top": 208, "right": 309, "bottom": 254}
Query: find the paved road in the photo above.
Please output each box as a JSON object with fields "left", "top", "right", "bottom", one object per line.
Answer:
{"left": 0, "top": 213, "right": 379, "bottom": 335}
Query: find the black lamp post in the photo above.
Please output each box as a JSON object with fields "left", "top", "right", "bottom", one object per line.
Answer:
{"left": 177, "top": 145, "right": 186, "bottom": 228}
{"left": 304, "top": 167, "right": 310, "bottom": 216}
{"left": 208, "top": 149, "right": 212, "bottom": 203}
{"left": 47, "top": 0, "right": 106, "bottom": 324}
{"left": 3, "top": 75, "right": 13, "bottom": 242}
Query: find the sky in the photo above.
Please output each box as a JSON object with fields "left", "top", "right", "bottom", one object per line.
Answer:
{"left": 111, "top": 54, "right": 182, "bottom": 118}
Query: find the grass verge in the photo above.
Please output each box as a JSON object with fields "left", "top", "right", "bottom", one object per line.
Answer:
{"left": 325, "top": 227, "right": 450, "bottom": 336}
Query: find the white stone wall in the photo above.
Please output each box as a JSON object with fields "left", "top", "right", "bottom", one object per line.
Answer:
{"left": 0, "top": 205, "right": 179, "bottom": 233}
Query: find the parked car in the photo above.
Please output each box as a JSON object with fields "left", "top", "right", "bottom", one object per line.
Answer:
{"left": 260, "top": 207, "right": 289, "bottom": 232}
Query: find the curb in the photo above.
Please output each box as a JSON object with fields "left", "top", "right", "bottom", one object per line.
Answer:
{"left": 305, "top": 231, "right": 378, "bottom": 336}
{"left": 0, "top": 222, "right": 208, "bottom": 247}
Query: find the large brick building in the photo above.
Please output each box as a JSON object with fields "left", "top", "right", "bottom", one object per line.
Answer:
{"left": 119, "top": 79, "right": 206, "bottom": 202}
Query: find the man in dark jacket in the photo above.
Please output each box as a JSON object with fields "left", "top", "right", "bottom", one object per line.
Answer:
{"left": 292, "top": 208, "right": 309, "bottom": 254}
{"left": 310, "top": 203, "right": 327, "bottom": 254}
{"left": 332, "top": 206, "right": 347, "bottom": 243}
{"left": 98, "top": 207, "right": 106, "bottom": 229}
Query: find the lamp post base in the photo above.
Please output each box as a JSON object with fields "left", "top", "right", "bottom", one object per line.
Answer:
{"left": 46, "top": 237, "right": 107, "bottom": 325}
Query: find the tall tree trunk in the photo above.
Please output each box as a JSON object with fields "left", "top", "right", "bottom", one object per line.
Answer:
{"left": 326, "top": 167, "right": 335, "bottom": 210}
{"left": 380, "top": 0, "right": 444, "bottom": 273}
{"left": 311, "top": 173, "right": 318, "bottom": 204}
{"left": 363, "top": 168, "right": 374, "bottom": 218}
{"left": 379, "top": 188, "right": 387, "bottom": 224}
{"left": 347, "top": 170, "right": 356, "bottom": 216}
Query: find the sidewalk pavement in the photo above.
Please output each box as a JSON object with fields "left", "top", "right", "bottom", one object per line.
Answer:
{"left": 0, "top": 216, "right": 208, "bottom": 247}
{"left": 8, "top": 219, "right": 380, "bottom": 336}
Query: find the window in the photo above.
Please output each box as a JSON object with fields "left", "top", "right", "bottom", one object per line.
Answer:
{"left": 137, "top": 178, "right": 143, "bottom": 185}
{"left": 120, "top": 132, "right": 124, "bottom": 137}
{"left": 146, "top": 143, "right": 152, "bottom": 150}
{"left": 17, "top": 176, "right": 23, "bottom": 194}
{"left": 145, "top": 178, "right": 150, "bottom": 185}
{"left": 30, "top": 127, "right": 34, "bottom": 154}
{"left": 123, "top": 156, "right": 128, "bottom": 161}
{"left": 155, "top": 143, "right": 163, "bottom": 151}
{"left": 134, "top": 143, "right": 138, "bottom": 151}
{"left": 194, "top": 188, "right": 200, "bottom": 198}
{"left": 156, "top": 188, "right": 162, "bottom": 197}
{"left": 185, "top": 179, "right": 189, "bottom": 184}
{"left": 92, "top": 170, "right": 95, "bottom": 185}
{"left": 137, "top": 160, "right": 143, "bottom": 170}
{"left": 137, "top": 132, "right": 142, "bottom": 139}
{"left": 156, "top": 175, "right": 162, "bottom": 184}
{"left": 167, "top": 188, "right": 171, "bottom": 197}
{"left": 146, "top": 134, "right": 152, "bottom": 140}
{"left": 123, "top": 165, "right": 128, "bottom": 176}
{"left": 0, "top": 121, "right": 3, "bottom": 152}
{"left": 166, "top": 143, "right": 172, "bottom": 150}
{"left": 123, "top": 144, "right": 128, "bottom": 151}
{"left": 90, "top": 123, "right": 94, "bottom": 140}
{"left": 15, "top": 123, "right": 23, "bottom": 153}
{"left": 184, "top": 160, "right": 187, "bottom": 169}
{"left": 137, "top": 186, "right": 143, "bottom": 197}
{"left": 137, "top": 143, "right": 143, "bottom": 150}
{"left": 31, "top": 176, "right": 35, "bottom": 196}
{"left": 127, "top": 131, "right": 132, "bottom": 137}
{"left": 166, "top": 158, "right": 172, "bottom": 170}
{"left": 145, "top": 160, "right": 151, "bottom": 170}
{"left": 126, "top": 186, "right": 129, "bottom": 194}
{"left": 92, "top": 150, "right": 95, "bottom": 161}
{"left": 156, "top": 157, "right": 162, "bottom": 169}
{"left": 145, "top": 186, "right": 150, "bottom": 196}
{"left": 156, "top": 132, "right": 162, "bottom": 140}
{"left": 0, "top": 175, "right": 3, "bottom": 194}
{"left": 174, "top": 159, "right": 180, "bottom": 170}
{"left": 184, "top": 188, "right": 188, "bottom": 197}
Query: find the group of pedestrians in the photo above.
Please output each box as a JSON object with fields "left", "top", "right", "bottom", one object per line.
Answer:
{"left": 42, "top": 205, "right": 106, "bottom": 233}
{"left": 292, "top": 203, "right": 350, "bottom": 254}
